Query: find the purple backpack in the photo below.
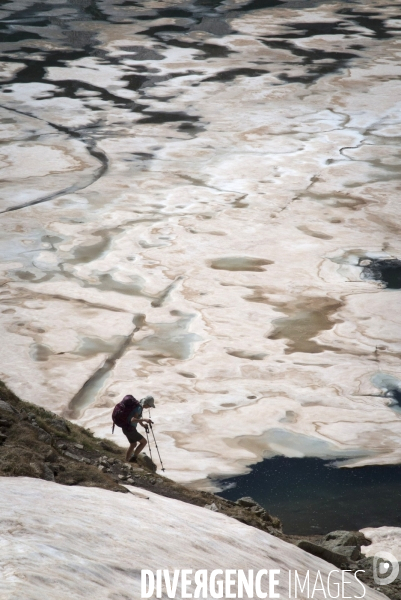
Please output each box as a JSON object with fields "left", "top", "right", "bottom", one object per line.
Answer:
{"left": 112, "top": 395, "right": 140, "bottom": 433}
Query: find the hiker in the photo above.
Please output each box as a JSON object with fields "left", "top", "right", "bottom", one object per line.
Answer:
{"left": 124, "top": 395, "right": 155, "bottom": 463}
{"left": 111, "top": 394, "right": 155, "bottom": 462}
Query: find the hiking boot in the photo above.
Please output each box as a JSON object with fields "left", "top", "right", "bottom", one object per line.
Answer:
{"left": 129, "top": 456, "right": 138, "bottom": 463}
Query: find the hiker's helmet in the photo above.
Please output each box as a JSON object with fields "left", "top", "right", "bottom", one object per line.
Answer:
{"left": 141, "top": 395, "right": 155, "bottom": 408}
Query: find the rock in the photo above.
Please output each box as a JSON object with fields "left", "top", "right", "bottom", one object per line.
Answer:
{"left": 270, "top": 516, "right": 282, "bottom": 530}
{"left": 73, "top": 443, "right": 84, "bottom": 450}
{"left": 260, "top": 511, "right": 273, "bottom": 523}
{"left": 98, "top": 465, "right": 106, "bottom": 472}
{"left": 137, "top": 453, "right": 157, "bottom": 472}
{"left": 0, "top": 433, "right": 7, "bottom": 444}
{"left": 57, "top": 442, "right": 67, "bottom": 450}
{"left": 323, "top": 530, "right": 359, "bottom": 548}
{"left": 99, "top": 458, "right": 110, "bottom": 467}
{"left": 63, "top": 451, "right": 83, "bottom": 462}
{"left": 126, "top": 478, "right": 135, "bottom": 484}
{"left": 251, "top": 506, "right": 264, "bottom": 515}
{"left": 37, "top": 428, "right": 52, "bottom": 445}
{"left": 0, "top": 419, "right": 12, "bottom": 427}
{"left": 298, "top": 541, "right": 350, "bottom": 569}
{"left": 41, "top": 464, "right": 55, "bottom": 482}
{"left": 118, "top": 475, "right": 127, "bottom": 480}
{"left": 205, "top": 503, "right": 219, "bottom": 512}
{"left": 236, "top": 496, "right": 259, "bottom": 508}
{"left": 50, "top": 419, "right": 70, "bottom": 433}
{"left": 355, "top": 532, "right": 372, "bottom": 547}
{"left": 0, "top": 400, "right": 15, "bottom": 413}
{"left": 322, "top": 530, "right": 365, "bottom": 560}
{"left": 332, "top": 545, "right": 361, "bottom": 561}
{"left": 81, "top": 458, "right": 91, "bottom": 465}
{"left": 358, "top": 556, "right": 374, "bottom": 577}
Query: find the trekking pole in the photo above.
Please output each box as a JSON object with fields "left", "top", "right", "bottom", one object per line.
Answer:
{"left": 144, "top": 425, "right": 153, "bottom": 463}
{"left": 149, "top": 423, "right": 165, "bottom": 471}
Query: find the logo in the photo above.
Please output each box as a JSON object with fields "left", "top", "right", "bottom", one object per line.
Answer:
{"left": 373, "top": 552, "right": 400, "bottom": 585}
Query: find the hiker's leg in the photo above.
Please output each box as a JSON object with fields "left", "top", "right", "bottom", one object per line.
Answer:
{"left": 133, "top": 437, "right": 147, "bottom": 457}
{"left": 126, "top": 441, "right": 137, "bottom": 462}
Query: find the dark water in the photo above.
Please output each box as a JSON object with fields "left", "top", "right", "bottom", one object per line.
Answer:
{"left": 362, "top": 259, "right": 401, "bottom": 290}
{"left": 215, "top": 456, "right": 401, "bottom": 535}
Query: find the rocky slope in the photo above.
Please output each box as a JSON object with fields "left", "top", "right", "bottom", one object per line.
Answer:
{"left": 0, "top": 380, "right": 282, "bottom": 536}
{"left": 1, "top": 380, "right": 400, "bottom": 599}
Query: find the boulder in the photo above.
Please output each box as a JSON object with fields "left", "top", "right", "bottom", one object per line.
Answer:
{"left": 323, "top": 530, "right": 359, "bottom": 548}
{"left": 205, "top": 503, "right": 219, "bottom": 512}
{"left": 298, "top": 540, "right": 351, "bottom": 569}
{"left": 321, "top": 530, "right": 369, "bottom": 561}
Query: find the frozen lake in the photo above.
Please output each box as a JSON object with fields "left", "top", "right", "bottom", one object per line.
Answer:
{"left": 1, "top": 0, "right": 401, "bottom": 485}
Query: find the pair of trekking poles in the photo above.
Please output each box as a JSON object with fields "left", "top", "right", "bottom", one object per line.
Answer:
{"left": 144, "top": 417, "right": 165, "bottom": 472}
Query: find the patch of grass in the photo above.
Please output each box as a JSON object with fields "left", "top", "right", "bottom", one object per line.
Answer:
{"left": 0, "top": 445, "right": 44, "bottom": 477}
{"left": 0, "top": 380, "right": 127, "bottom": 492}
{"left": 0, "top": 380, "right": 124, "bottom": 460}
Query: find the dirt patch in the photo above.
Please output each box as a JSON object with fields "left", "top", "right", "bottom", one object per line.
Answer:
{"left": 267, "top": 297, "right": 342, "bottom": 354}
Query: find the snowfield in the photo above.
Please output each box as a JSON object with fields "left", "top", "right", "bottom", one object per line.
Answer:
{"left": 0, "top": 478, "right": 388, "bottom": 600}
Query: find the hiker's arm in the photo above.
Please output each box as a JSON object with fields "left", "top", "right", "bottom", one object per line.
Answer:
{"left": 130, "top": 417, "right": 153, "bottom": 425}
